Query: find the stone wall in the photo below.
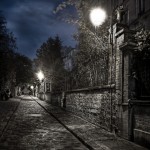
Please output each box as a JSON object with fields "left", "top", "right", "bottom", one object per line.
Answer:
{"left": 38, "top": 92, "right": 45, "bottom": 100}
{"left": 133, "top": 104, "right": 150, "bottom": 148}
{"left": 65, "top": 86, "right": 117, "bottom": 131}
{"left": 38, "top": 92, "right": 62, "bottom": 107}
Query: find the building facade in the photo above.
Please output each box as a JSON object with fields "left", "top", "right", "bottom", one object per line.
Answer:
{"left": 108, "top": 0, "right": 150, "bottom": 148}
{"left": 62, "top": 0, "right": 150, "bottom": 149}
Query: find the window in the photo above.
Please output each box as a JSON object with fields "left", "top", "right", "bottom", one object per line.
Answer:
{"left": 120, "top": 9, "right": 129, "bottom": 25}
{"left": 136, "top": 52, "right": 150, "bottom": 99}
{"left": 46, "top": 83, "right": 51, "bottom": 92}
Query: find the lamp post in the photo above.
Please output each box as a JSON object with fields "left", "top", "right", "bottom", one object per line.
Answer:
{"left": 36, "top": 71, "right": 45, "bottom": 99}
{"left": 89, "top": 7, "right": 113, "bottom": 132}
{"left": 30, "top": 85, "right": 34, "bottom": 96}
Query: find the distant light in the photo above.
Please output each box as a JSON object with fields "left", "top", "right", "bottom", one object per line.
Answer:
{"left": 37, "top": 71, "right": 44, "bottom": 81}
{"left": 30, "top": 85, "right": 34, "bottom": 89}
{"left": 90, "top": 7, "right": 107, "bottom": 27}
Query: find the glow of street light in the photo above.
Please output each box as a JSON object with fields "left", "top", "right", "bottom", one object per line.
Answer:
{"left": 37, "top": 71, "right": 44, "bottom": 81}
{"left": 90, "top": 7, "right": 107, "bottom": 27}
{"left": 30, "top": 85, "right": 34, "bottom": 90}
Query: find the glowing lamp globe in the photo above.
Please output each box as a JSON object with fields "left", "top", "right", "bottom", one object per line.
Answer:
{"left": 90, "top": 7, "right": 106, "bottom": 27}
{"left": 37, "top": 71, "right": 44, "bottom": 81}
{"left": 30, "top": 85, "right": 34, "bottom": 90}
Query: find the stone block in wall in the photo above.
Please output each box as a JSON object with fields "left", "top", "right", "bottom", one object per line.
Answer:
{"left": 65, "top": 88, "right": 116, "bottom": 131}
{"left": 134, "top": 106, "right": 150, "bottom": 132}
{"left": 134, "top": 129, "right": 150, "bottom": 149}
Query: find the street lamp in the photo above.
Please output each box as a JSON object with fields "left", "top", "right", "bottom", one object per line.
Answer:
{"left": 37, "top": 71, "right": 44, "bottom": 82}
{"left": 36, "top": 70, "right": 46, "bottom": 100}
{"left": 89, "top": 7, "right": 113, "bottom": 132}
{"left": 30, "top": 85, "right": 34, "bottom": 90}
{"left": 90, "top": 7, "right": 107, "bottom": 27}
{"left": 30, "top": 85, "right": 34, "bottom": 96}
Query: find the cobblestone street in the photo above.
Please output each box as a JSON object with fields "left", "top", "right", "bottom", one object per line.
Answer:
{"left": 0, "top": 96, "right": 87, "bottom": 150}
{"left": 0, "top": 96, "right": 148, "bottom": 150}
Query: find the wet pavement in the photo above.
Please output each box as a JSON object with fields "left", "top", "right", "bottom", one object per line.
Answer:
{"left": 0, "top": 96, "right": 87, "bottom": 150}
{"left": 0, "top": 98, "right": 20, "bottom": 136}
{"left": 0, "top": 95, "right": 148, "bottom": 150}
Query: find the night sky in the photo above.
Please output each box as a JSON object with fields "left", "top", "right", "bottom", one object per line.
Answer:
{"left": 0, "top": 0, "right": 77, "bottom": 59}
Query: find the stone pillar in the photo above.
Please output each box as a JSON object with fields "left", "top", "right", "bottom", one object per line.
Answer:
{"left": 115, "top": 25, "right": 136, "bottom": 139}
{"left": 114, "top": 26, "right": 124, "bottom": 137}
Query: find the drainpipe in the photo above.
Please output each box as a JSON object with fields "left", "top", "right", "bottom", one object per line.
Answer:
{"left": 109, "top": 17, "right": 114, "bottom": 132}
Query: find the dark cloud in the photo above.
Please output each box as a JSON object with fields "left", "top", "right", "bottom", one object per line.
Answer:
{"left": 0, "top": 0, "right": 77, "bottom": 59}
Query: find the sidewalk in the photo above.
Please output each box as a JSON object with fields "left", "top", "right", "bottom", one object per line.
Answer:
{"left": 0, "top": 98, "right": 20, "bottom": 136}
{"left": 33, "top": 96, "right": 148, "bottom": 150}
{"left": 0, "top": 96, "right": 88, "bottom": 150}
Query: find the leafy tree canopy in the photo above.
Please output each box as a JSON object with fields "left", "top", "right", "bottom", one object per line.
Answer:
{"left": 15, "top": 53, "right": 34, "bottom": 86}
{"left": 35, "top": 35, "right": 65, "bottom": 91}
